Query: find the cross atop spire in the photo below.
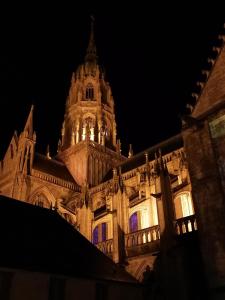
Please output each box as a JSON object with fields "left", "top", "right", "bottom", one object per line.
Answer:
{"left": 85, "top": 15, "right": 97, "bottom": 63}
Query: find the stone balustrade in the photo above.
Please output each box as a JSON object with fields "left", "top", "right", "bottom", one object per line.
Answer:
{"left": 125, "top": 225, "right": 160, "bottom": 248}
{"left": 174, "top": 214, "right": 197, "bottom": 235}
{"left": 95, "top": 215, "right": 197, "bottom": 258}
{"left": 96, "top": 239, "right": 113, "bottom": 255}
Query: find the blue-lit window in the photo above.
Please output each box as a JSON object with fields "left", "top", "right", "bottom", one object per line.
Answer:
{"left": 93, "top": 222, "right": 107, "bottom": 244}
{"left": 102, "top": 223, "right": 106, "bottom": 241}
{"left": 93, "top": 226, "right": 99, "bottom": 245}
{"left": 129, "top": 212, "right": 138, "bottom": 233}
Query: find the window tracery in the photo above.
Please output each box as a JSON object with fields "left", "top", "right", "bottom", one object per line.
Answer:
{"left": 85, "top": 83, "right": 94, "bottom": 100}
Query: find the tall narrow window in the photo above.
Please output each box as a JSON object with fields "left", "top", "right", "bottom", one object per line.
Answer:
{"left": 174, "top": 192, "right": 194, "bottom": 219}
{"left": 82, "top": 126, "right": 86, "bottom": 141}
{"left": 180, "top": 193, "right": 194, "bottom": 217}
{"left": 93, "top": 226, "right": 99, "bottom": 244}
{"left": 129, "top": 212, "right": 138, "bottom": 233}
{"left": 90, "top": 127, "right": 95, "bottom": 141}
{"left": 93, "top": 222, "right": 107, "bottom": 244}
{"left": 86, "top": 84, "right": 94, "bottom": 100}
{"left": 102, "top": 223, "right": 107, "bottom": 241}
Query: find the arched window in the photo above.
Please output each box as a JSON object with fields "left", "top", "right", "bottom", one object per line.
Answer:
{"left": 174, "top": 192, "right": 194, "bottom": 219}
{"left": 93, "top": 226, "right": 99, "bottom": 244}
{"left": 129, "top": 212, "right": 138, "bottom": 232}
{"left": 85, "top": 84, "right": 94, "bottom": 100}
{"left": 129, "top": 208, "right": 150, "bottom": 233}
{"left": 92, "top": 222, "right": 107, "bottom": 244}
{"left": 82, "top": 117, "right": 95, "bottom": 141}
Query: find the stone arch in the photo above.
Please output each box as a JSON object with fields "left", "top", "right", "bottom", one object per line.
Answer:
{"left": 129, "top": 203, "right": 151, "bottom": 232}
{"left": 92, "top": 214, "right": 113, "bottom": 241}
{"left": 83, "top": 112, "right": 96, "bottom": 121}
{"left": 28, "top": 186, "right": 56, "bottom": 209}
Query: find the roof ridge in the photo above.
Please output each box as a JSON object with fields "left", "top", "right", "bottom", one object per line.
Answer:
{"left": 35, "top": 153, "right": 65, "bottom": 166}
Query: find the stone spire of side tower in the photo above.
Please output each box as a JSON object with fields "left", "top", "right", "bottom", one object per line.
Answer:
{"left": 57, "top": 18, "right": 125, "bottom": 187}
{"left": 85, "top": 15, "right": 97, "bottom": 63}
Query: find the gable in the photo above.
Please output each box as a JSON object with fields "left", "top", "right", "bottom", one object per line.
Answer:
{"left": 193, "top": 43, "right": 225, "bottom": 118}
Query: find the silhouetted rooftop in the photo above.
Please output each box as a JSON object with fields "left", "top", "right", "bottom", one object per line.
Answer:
{"left": 0, "top": 195, "right": 136, "bottom": 283}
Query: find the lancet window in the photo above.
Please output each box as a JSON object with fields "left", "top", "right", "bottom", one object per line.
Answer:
{"left": 85, "top": 83, "right": 94, "bottom": 100}
{"left": 92, "top": 222, "right": 107, "bottom": 244}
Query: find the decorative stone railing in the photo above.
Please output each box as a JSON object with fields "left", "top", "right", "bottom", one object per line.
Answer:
{"left": 95, "top": 217, "right": 197, "bottom": 258}
{"left": 174, "top": 215, "right": 197, "bottom": 235}
{"left": 125, "top": 225, "right": 160, "bottom": 248}
{"left": 96, "top": 239, "right": 113, "bottom": 255}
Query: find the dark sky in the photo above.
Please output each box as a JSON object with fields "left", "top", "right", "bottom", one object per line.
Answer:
{"left": 0, "top": 4, "right": 224, "bottom": 158}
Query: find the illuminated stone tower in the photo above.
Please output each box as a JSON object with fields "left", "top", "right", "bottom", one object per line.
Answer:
{"left": 57, "top": 19, "right": 124, "bottom": 187}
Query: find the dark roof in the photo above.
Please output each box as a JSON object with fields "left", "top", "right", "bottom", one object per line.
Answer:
{"left": 103, "top": 134, "right": 183, "bottom": 181}
{"left": 0, "top": 196, "right": 136, "bottom": 283}
{"left": 33, "top": 153, "right": 76, "bottom": 184}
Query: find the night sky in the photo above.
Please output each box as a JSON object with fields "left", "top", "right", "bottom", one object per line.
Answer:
{"left": 0, "top": 4, "right": 224, "bottom": 158}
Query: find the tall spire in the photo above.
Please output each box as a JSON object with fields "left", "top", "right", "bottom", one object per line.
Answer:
{"left": 24, "top": 105, "right": 34, "bottom": 139}
{"left": 85, "top": 15, "right": 97, "bottom": 63}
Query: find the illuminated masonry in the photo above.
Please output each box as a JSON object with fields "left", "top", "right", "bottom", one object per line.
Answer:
{"left": 0, "top": 21, "right": 195, "bottom": 281}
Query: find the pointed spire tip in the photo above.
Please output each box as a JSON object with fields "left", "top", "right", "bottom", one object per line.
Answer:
{"left": 85, "top": 16, "right": 97, "bottom": 63}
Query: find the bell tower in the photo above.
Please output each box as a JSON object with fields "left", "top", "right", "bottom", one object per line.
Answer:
{"left": 57, "top": 18, "right": 125, "bottom": 187}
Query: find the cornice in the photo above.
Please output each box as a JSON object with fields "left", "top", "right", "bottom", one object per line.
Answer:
{"left": 31, "top": 170, "right": 81, "bottom": 192}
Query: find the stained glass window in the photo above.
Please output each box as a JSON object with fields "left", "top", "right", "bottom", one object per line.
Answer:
{"left": 130, "top": 212, "right": 138, "bottom": 233}
{"left": 102, "top": 223, "right": 107, "bottom": 241}
{"left": 93, "top": 222, "right": 108, "bottom": 244}
{"left": 93, "top": 226, "right": 99, "bottom": 244}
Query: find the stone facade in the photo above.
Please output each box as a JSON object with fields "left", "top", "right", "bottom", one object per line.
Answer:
{"left": 181, "top": 32, "right": 225, "bottom": 298}
{"left": 1, "top": 21, "right": 225, "bottom": 299}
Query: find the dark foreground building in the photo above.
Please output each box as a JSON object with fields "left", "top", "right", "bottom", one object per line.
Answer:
{"left": 0, "top": 196, "right": 143, "bottom": 300}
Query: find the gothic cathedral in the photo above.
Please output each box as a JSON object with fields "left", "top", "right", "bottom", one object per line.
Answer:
{"left": 1, "top": 20, "right": 225, "bottom": 299}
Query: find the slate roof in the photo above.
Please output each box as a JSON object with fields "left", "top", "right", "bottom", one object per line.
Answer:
{"left": 103, "top": 134, "right": 183, "bottom": 181}
{"left": 33, "top": 153, "right": 76, "bottom": 184}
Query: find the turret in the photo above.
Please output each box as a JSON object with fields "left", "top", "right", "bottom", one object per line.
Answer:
{"left": 57, "top": 18, "right": 125, "bottom": 186}
{"left": 60, "top": 17, "right": 117, "bottom": 152}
